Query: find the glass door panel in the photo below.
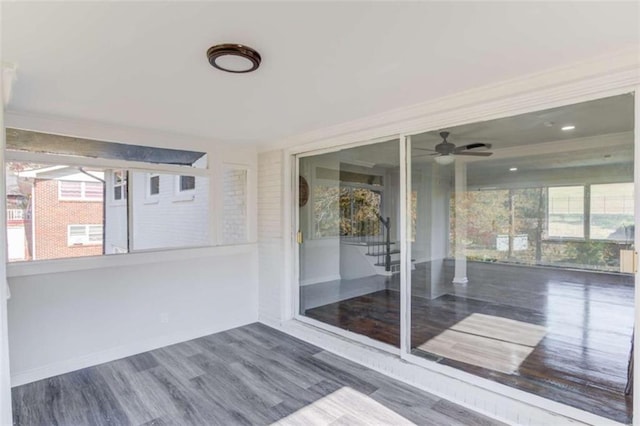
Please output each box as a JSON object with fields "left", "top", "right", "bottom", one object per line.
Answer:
{"left": 298, "top": 139, "right": 402, "bottom": 347}
{"left": 408, "top": 93, "right": 635, "bottom": 423}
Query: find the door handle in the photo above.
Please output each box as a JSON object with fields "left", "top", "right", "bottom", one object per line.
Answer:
{"left": 297, "top": 230, "right": 303, "bottom": 244}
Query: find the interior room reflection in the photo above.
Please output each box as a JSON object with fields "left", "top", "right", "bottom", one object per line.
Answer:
{"left": 298, "top": 94, "right": 634, "bottom": 424}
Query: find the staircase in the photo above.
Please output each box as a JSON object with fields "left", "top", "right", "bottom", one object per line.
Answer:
{"left": 341, "top": 216, "right": 414, "bottom": 276}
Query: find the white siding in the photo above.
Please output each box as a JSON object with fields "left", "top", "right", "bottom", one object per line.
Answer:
{"left": 131, "top": 172, "right": 210, "bottom": 250}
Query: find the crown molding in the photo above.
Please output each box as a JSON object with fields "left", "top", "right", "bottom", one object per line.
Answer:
{"left": 261, "top": 47, "right": 639, "bottom": 154}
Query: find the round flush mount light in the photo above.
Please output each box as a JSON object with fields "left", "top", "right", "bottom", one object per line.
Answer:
{"left": 207, "top": 44, "right": 261, "bottom": 73}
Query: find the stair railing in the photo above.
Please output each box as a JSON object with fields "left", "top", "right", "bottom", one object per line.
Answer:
{"left": 378, "top": 215, "right": 391, "bottom": 271}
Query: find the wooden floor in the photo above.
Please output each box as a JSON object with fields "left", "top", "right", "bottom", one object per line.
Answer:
{"left": 304, "top": 262, "right": 634, "bottom": 423}
{"left": 12, "top": 323, "right": 504, "bottom": 426}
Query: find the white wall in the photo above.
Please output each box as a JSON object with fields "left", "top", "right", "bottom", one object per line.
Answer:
{"left": 8, "top": 247, "right": 258, "bottom": 385}
{"left": 4, "top": 113, "right": 260, "bottom": 387}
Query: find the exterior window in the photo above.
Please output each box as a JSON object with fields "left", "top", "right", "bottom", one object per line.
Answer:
{"left": 548, "top": 186, "right": 584, "bottom": 238}
{"left": 148, "top": 174, "right": 160, "bottom": 197}
{"left": 6, "top": 158, "right": 211, "bottom": 262}
{"left": 590, "top": 182, "right": 634, "bottom": 241}
{"left": 58, "top": 181, "right": 103, "bottom": 201}
{"left": 113, "top": 170, "right": 127, "bottom": 201}
{"left": 68, "top": 224, "right": 103, "bottom": 246}
{"left": 179, "top": 175, "right": 196, "bottom": 192}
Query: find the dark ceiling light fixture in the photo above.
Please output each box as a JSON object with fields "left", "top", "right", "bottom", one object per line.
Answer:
{"left": 206, "top": 43, "right": 261, "bottom": 73}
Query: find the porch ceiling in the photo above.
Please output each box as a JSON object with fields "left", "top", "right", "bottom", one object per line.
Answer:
{"left": 2, "top": 2, "right": 638, "bottom": 146}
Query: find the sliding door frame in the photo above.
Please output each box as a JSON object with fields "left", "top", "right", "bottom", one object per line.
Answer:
{"left": 282, "top": 66, "right": 639, "bottom": 422}
{"left": 291, "top": 135, "right": 405, "bottom": 356}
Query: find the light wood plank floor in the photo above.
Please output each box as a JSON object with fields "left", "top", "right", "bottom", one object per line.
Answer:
{"left": 12, "top": 323, "right": 504, "bottom": 426}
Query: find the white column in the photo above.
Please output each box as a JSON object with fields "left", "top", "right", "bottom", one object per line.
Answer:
{"left": 453, "top": 161, "right": 468, "bottom": 285}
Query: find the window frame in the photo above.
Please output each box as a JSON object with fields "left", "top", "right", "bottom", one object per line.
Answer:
{"left": 545, "top": 181, "right": 634, "bottom": 243}
{"left": 145, "top": 173, "right": 160, "bottom": 203}
{"left": 67, "top": 224, "right": 104, "bottom": 246}
{"left": 112, "top": 170, "right": 128, "bottom": 205}
{"left": 172, "top": 174, "right": 197, "bottom": 202}
{"left": 177, "top": 175, "right": 196, "bottom": 193}
{"left": 58, "top": 180, "right": 103, "bottom": 202}
{"left": 5, "top": 148, "right": 218, "bottom": 269}
{"left": 546, "top": 184, "right": 586, "bottom": 240}
{"left": 588, "top": 181, "right": 635, "bottom": 242}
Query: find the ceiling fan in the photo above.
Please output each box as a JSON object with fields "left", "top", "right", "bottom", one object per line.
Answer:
{"left": 415, "top": 131, "right": 493, "bottom": 165}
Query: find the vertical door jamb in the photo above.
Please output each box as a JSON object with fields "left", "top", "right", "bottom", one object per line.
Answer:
{"left": 400, "top": 135, "right": 412, "bottom": 358}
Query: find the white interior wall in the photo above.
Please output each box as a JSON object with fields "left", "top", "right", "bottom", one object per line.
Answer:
{"left": 4, "top": 114, "right": 260, "bottom": 386}
{"left": 411, "top": 163, "right": 453, "bottom": 299}
{"left": 8, "top": 247, "right": 258, "bottom": 385}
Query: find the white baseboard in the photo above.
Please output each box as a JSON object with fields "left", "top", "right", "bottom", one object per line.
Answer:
{"left": 10, "top": 319, "right": 254, "bottom": 387}
{"left": 267, "top": 319, "right": 622, "bottom": 426}
{"left": 300, "top": 274, "right": 341, "bottom": 286}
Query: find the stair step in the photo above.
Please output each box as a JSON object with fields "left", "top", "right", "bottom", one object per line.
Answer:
{"left": 375, "top": 259, "right": 415, "bottom": 267}
{"left": 366, "top": 249, "right": 400, "bottom": 256}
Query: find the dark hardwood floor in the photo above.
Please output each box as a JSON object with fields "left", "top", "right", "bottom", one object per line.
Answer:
{"left": 304, "top": 262, "right": 634, "bottom": 424}
{"left": 12, "top": 323, "right": 504, "bottom": 426}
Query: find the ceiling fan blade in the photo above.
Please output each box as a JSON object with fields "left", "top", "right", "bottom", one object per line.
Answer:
{"left": 454, "top": 143, "right": 492, "bottom": 153}
{"left": 455, "top": 151, "right": 493, "bottom": 157}
{"left": 413, "top": 147, "right": 437, "bottom": 152}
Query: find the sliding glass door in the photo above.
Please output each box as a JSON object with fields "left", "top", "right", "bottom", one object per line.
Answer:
{"left": 407, "top": 94, "right": 635, "bottom": 423}
{"left": 295, "top": 93, "right": 635, "bottom": 423}
{"left": 297, "top": 139, "right": 403, "bottom": 348}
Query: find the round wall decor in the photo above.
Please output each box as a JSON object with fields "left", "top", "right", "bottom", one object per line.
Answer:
{"left": 299, "top": 176, "right": 309, "bottom": 207}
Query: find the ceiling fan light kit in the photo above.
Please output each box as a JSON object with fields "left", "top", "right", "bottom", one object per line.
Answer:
{"left": 415, "top": 131, "right": 494, "bottom": 164}
{"left": 435, "top": 155, "right": 455, "bottom": 165}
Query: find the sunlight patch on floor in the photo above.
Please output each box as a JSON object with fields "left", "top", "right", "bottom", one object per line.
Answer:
{"left": 418, "top": 313, "right": 547, "bottom": 374}
{"left": 271, "top": 386, "right": 415, "bottom": 426}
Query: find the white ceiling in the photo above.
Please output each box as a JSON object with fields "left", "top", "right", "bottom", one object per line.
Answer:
{"left": 329, "top": 94, "right": 634, "bottom": 171}
{"left": 3, "top": 2, "right": 639, "bottom": 146}
{"left": 411, "top": 93, "right": 634, "bottom": 149}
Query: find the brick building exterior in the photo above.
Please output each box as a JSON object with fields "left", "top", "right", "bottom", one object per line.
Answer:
{"left": 33, "top": 179, "right": 103, "bottom": 260}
